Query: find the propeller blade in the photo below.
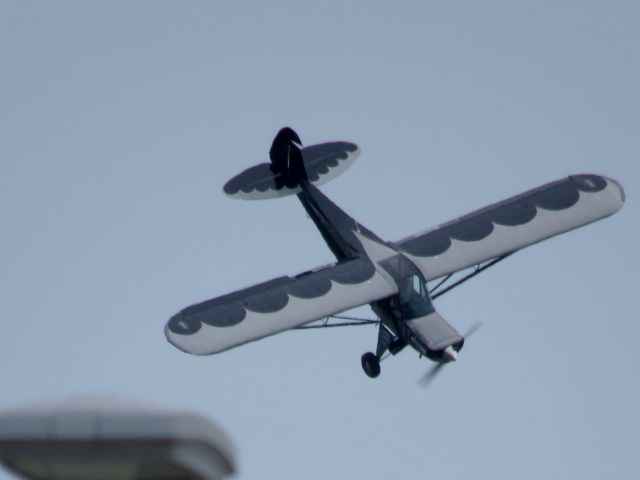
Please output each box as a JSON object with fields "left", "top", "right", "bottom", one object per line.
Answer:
{"left": 464, "top": 321, "right": 484, "bottom": 339}
{"left": 418, "top": 322, "right": 483, "bottom": 388}
{"left": 418, "top": 363, "right": 445, "bottom": 388}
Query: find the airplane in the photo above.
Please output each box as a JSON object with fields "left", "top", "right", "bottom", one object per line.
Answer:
{"left": 165, "top": 127, "right": 625, "bottom": 382}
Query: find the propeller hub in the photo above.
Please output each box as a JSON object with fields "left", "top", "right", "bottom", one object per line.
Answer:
{"left": 443, "top": 345, "right": 458, "bottom": 362}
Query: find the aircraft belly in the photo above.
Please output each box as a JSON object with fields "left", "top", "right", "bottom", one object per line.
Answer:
{"left": 406, "top": 312, "right": 463, "bottom": 353}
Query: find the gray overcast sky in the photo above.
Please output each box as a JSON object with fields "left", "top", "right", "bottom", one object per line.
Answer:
{"left": 0, "top": 1, "right": 638, "bottom": 479}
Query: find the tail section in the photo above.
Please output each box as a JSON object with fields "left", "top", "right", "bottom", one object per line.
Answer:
{"left": 223, "top": 127, "right": 359, "bottom": 200}
{"left": 268, "top": 127, "right": 306, "bottom": 186}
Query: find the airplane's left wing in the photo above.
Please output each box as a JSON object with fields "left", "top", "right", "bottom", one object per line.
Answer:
{"left": 394, "top": 174, "right": 624, "bottom": 281}
{"left": 165, "top": 258, "right": 397, "bottom": 355}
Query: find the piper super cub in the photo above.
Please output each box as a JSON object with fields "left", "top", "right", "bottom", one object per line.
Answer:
{"left": 165, "top": 128, "right": 625, "bottom": 383}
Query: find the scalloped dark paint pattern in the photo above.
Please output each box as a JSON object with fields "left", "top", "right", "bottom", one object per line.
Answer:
{"left": 168, "top": 257, "right": 375, "bottom": 335}
{"left": 223, "top": 142, "right": 358, "bottom": 196}
{"left": 398, "top": 175, "right": 607, "bottom": 257}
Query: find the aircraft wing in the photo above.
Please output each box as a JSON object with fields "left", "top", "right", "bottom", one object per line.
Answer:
{"left": 165, "top": 258, "right": 397, "bottom": 355}
{"left": 394, "top": 174, "right": 625, "bottom": 281}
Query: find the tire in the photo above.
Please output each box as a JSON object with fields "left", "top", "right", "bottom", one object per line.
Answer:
{"left": 361, "top": 352, "right": 381, "bottom": 378}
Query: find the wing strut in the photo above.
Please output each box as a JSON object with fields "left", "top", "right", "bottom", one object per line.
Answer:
{"left": 430, "top": 252, "right": 515, "bottom": 300}
{"left": 429, "top": 274, "right": 453, "bottom": 296}
{"left": 293, "top": 314, "right": 379, "bottom": 330}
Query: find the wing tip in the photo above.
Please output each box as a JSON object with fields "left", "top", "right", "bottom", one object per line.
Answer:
{"left": 604, "top": 176, "right": 626, "bottom": 205}
{"left": 164, "top": 317, "right": 208, "bottom": 356}
{"left": 571, "top": 173, "right": 625, "bottom": 213}
{"left": 164, "top": 321, "right": 190, "bottom": 354}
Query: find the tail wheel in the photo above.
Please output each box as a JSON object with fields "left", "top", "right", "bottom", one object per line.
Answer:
{"left": 361, "top": 352, "right": 381, "bottom": 378}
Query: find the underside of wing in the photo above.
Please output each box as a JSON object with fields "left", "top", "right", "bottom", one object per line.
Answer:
{"left": 165, "top": 258, "right": 397, "bottom": 355}
{"left": 394, "top": 174, "right": 625, "bottom": 281}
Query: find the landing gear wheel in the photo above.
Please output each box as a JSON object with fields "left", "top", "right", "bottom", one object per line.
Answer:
{"left": 361, "top": 352, "right": 381, "bottom": 378}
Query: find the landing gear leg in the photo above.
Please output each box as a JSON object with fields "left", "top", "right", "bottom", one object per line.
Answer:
{"left": 360, "top": 324, "right": 394, "bottom": 379}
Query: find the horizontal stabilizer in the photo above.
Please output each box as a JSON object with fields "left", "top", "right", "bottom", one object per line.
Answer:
{"left": 224, "top": 134, "right": 359, "bottom": 200}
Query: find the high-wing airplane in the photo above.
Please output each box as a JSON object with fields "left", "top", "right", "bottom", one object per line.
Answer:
{"left": 165, "top": 128, "right": 625, "bottom": 382}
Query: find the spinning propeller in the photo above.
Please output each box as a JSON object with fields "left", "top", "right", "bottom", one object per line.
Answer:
{"left": 418, "top": 321, "right": 483, "bottom": 388}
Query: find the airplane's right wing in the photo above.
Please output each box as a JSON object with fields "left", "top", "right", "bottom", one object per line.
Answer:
{"left": 394, "top": 174, "right": 625, "bottom": 281}
{"left": 165, "top": 257, "right": 397, "bottom": 355}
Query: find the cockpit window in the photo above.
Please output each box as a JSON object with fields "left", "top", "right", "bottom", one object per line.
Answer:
{"left": 412, "top": 275, "right": 421, "bottom": 295}
{"left": 392, "top": 272, "right": 434, "bottom": 319}
{"left": 378, "top": 256, "right": 436, "bottom": 320}
{"left": 410, "top": 274, "right": 429, "bottom": 298}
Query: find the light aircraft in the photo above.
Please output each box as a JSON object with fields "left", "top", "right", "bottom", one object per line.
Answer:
{"left": 165, "top": 128, "right": 625, "bottom": 382}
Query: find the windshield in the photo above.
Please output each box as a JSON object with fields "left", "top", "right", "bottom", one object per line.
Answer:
{"left": 391, "top": 273, "right": 435, "bottom": 320}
